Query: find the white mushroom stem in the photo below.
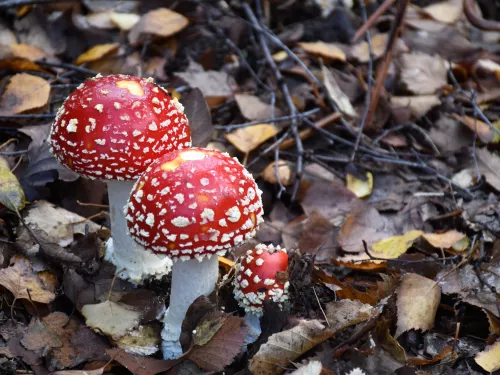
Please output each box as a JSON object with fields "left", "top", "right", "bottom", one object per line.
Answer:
{"left": 243, "top": 313, "right": 261, "bottom": 347}
{"left": 104, "top": 180, "right": 172, "bottom": 283}
{"left": 161, "top": 255, "right": 219, "bottom": 359}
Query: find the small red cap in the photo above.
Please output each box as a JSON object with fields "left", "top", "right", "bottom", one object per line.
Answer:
{"left": 233, "top": 244, "right": 289, "bottom": 316}
{"left": 126, "top": 148, "right": 264, "bottom": 260}
{"left": 49, "top": 74, "right": 191, "bottom": 180}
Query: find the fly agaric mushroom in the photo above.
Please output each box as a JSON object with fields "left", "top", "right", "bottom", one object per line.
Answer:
{"left": 233, "top": 243, "right": 289, "bottom": 344}
{"left": 125, "top": 147, "right": 264, "bottom": 359}
{"left": 49, "top": 74, "right": 191, "bottom": 282}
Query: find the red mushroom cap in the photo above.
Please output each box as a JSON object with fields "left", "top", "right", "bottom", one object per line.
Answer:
{"left": 49, "top": 74, "right": 191, "bottom": 180}
{"left": 125, "top": 148, "right": 264, "bottom": 260}
{"left": 233, "top": 244, "right": 289, "bottom": 316}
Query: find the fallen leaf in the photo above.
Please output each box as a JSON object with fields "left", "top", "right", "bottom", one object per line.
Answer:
{"left": 371, "top": 230, "right": 423, "bottom": 259}
{"left": 290, "top": 361, "right": 322, "bottom": 375}
{"left": 82, "top": 300, "right": 141, "bottom": 340}
{"left": 298, "top": 41, "right": 346, "bottom": 62}
{"left": 234, "top": 93, "right": 283, "bottom": 121}
{"left": 475, "top": 339, "right": 500, "bottom": 372}
{"left": 422, "top": 230, "right": 467, "bottom": 249}
{"left": 180, "top": 88, "right": 212, "bottom": 148}
{"left": 451, "top": 114, "right": 500, "bottom": 144}
{"left": 325, "top": 299, "right": 377, "bottom": 332}
{"left": 249, "top": 320, "right": 333, "bottom": 375}
{"left": 186, "top": 314, "right": 248, "bottom": 372}
{"left": 0, "top": 73, "right": 50, "bottom": 115}
{"left": 0, "top": 255, "right": 56, "bottom": 303}
{"left": 476, "top": 148, "right": 500, "bottom": 191}
{"left": 226, "top": 123, "right": 278, "bottom": 154}
{"left": 110, "top": 12, "right": 140, "bottom": 31}
{"left": 262, "top": 160, "right": 294, "bottom": 186}
{"left": 421, "top": 0, "right": 462, "bottom": 24}
{"left": 391, "top": 95, "right": 441, "bottom": 119}
{"left": 322, "top": 65, "right": 357, "bottom": 117}
{"left": 400, "top": 52, "right": 448, "bottom": 95}
{"left": 128, "top": 8, "right": 189, "bottom": 45}
{"left": 350, "top": 33, "right": 407, "bottom": 63}
{"left": 346, "top": 172, "right": 373, "bottom": 198}
{"left": 191, "top": 313, "right": 226, "bottom": 347}
{"left": 106, "top": 348, "right": 175, "bottom": 375}
{"left": 9, "top": 43, "right": 47, "bottom": 61}
{"left": 395, "top": 273, "right": 441, "bottom": 337}
{"left": 74, "top": 43, "right": 119, "bottom": 65}
{"left": 86, "top": 11, "right": 114, "bottom": 29}
{"left": 0, "top": 156, "right": 25, "bottom": 211}
{"left": 115, "top": 324, "right": 160, "bottom": 356}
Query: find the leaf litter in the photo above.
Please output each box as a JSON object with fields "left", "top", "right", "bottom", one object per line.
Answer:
{"left": 0, "top": 0, "right": 498, "bottom": 374}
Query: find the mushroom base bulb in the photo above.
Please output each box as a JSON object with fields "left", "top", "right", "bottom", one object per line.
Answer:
{"left": 104, "top": 180, "right": 172, "bottom": 283}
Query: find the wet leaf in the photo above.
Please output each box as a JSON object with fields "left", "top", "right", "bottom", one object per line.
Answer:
{"left": 0, "top": 255, "right": 56, "bottom": 303}
{"left": 74, "top": 43, "right": 119, "bottom": 65}
{"left": 322, "top": 65, "right": 357, "bottom": 117}
{"left": 346, "top": 172, "right": 373, "bottom": 198}
{"left": 395, "top": 273, "right": 441, "bottom": 337}
{"left": 422, "top": 230, "right": 467, "bottom": 249}
{"left": 298, "top": 41, "right": 346, "bottom": 62}
{"left": 128, "top": 8, "right": 189, "bottom": 45}
{"left": 82, "top": 300, "right": 141, "bottom": 340}
{"left": 0, "top": 156, "right": 26, "bottom": 211}
{"left": 249, "top": 320, "right": 333, "bottom": 375}
{"left": 225, "top": 123, "right": 279, "bottom": 154}
{"left": 0, "top": 73, "right": 50, "bottom": 115}
{"left": 234, "top": 94, "right": 283, "bottom": 121}
{"left": 475, "top": 339, "right": 500, "bottom": 372}
{"left": 371, "top": 230, "right": 423, "bottom": 259}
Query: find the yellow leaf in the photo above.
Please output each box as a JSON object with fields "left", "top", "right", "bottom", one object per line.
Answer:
{"left": 0, "top": 157, "right": 25, "bottom": 212}
{"left": 272, "top": 50, "right": 288, "bottom": 62}
{"left": 128, "top": 8, "right": 189, "bottom": 45}
{"left": 372, "top": 230, "right": 423, "bottom": 259}
{"left": 74, "top": 43, "right": 119, "bottom": 65}
{"left": 346, "top": 172, "right": 373, "bottom": 198}
{"left": 0, "top": 73, "right": 50, "bottom": 115}
{"left": 10, "top": 44, "right": 47, "bottom": 61}
{"left": 475, "top": 339, "right": 500, "bottom": 372}
{"left": 451, "top": 236, "right": 470, "bottom": 252}
{"left": 110, "top": 12, "right": 140, "bottom": 31}
{"left": 262, "top": 160, "right": 293, "bottom": 186}
{"left": 298, "top": 41, "right": 346, "bottom": 62}
{"left": 422, "top": 230, "right": 467, "bottom": 249}
{"left": 225, "top": 123, "right": 278, "bottom": 154}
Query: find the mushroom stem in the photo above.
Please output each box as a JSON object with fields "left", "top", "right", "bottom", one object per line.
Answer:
{"left": 243, "top": 313, "right": 262, "bottom": 346}
{"left": 104, "top": 180, "right": 172, "bottom": 283}
{"left": 161, "top": 255, "right": 219, "bottom": 359}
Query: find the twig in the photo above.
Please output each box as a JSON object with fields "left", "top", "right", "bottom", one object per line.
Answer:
{"left": 352, "top": 0, "right": 397, "bottom": 42}
{"left": 313, "top": 286, "right": 330, "bottom": 327}
{"left": 35, "top": 60, "right": 98, "bottom": 76}
{"left": 0, "top": 0, "right": 76, "bottom": 8}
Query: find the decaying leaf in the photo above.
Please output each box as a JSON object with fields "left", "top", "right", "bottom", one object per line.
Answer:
{"left": 262, "top": 160, "right": 293, "bottom": 186}
{"left": 452, "top": 114, "right": 500, "bottom": 144}
{"left": 322, "top": 65, "right": 357, "bottom": 117}
{"left": 298, "top": 41, "right": 346, "bottom": 62}
{"left": 186, "top": 314, "right": 248, "bottom": 372}
{"left": 249, "top": 320, "right": 333, "bottom": 375}
{"left": 74, "top": 43, "right": 119, "bottom": 65}
{"left": 346, "top": 172, "right": 373, "bottom": 198}
{"left": 0, "top": 73, "right": 50, "bottom": 115}
{"left": 234, "top": 93, "right": 283, "bottom": 121}
{"left": 350, "top": 33, "right": 407, "bottom": 63}
{"left": 325, "top": 299, "right": 377, "bottom": 332}
{"left": 128, "top": 8, "right": 189, "bottom": 45}
{"left": 475, "top": 339, "right": 500, "bottom": 372}
{"left": 400, "top": 52, "right": 447, "bottom": 95}
{"left": 476, "top": 148, "right": 500, "bottom": 191}
{"left": 0, "top": 255, "right": 56, "bottom": 303}
{"left": 0, "top": 156, "right": 25, "bottom": 211}
{"left": 106, "top": 348, "right": 175, "bottom": 375}
{"left": 82, "top": 300, "right": 141, "bottom": 340}
{"left": 371, "top": 230, "right": 423, "bottom": 259}
{"left": 422, "top": 230, "right": 467, "bottom": 249}
{"left": 395, "top": 273, "right": 441, "bottom": 337}
{"left": 115, "top": 324, "right": 160, "bottom": 356}
{"left": 225, "top": 124, "right": 278, "bottom": 154}
{"left": 391, "top": 95, "right": 441, "bottom": 119}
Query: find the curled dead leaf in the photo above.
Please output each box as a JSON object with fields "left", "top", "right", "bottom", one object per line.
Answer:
{"left": 0, "top": 73, "right": 50, "bottom": 115}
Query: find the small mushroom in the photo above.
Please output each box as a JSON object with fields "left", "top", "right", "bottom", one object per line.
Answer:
{"left": 49, "top": 74, "right": 191, "bottom": 283}
{"left": 233, "top": 243, "right": 289, "bottom": 344}
{"left": 125, "top": 147, "right": 264, "bottom": 359}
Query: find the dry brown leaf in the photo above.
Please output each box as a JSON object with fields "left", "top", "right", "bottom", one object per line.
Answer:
{"left": 110, "top": 12, "right": 140, "bottom": 31}
{"left": 249, "top": 320, "right": 333, "bottom": 375}
{"left": 74, "top": 43, "right": 119, "bottom": 65}
{"left": 9, "top": 44, "right": 47, "bottom": 61}
{"left": 391, "top": 95, "right": 440, "bottom": 118}
{"left": 106, "top": 348, "right": 175, "bottom": 375}
{"left": 0, "top": 73, "right": 50, "bottom": 115}
{"left": 475, "top": 339, "right": 500, "bottom": 372}
{"left": 0, "top": 156, "right": 25, "bottom": 211}
{"left": 186, "top": 314, "right": 248, "bottom": 372}
{"left": 322, "top": 65, "right": 357, "bottom": 117}
{"left": 128, "top": 8, "right": 189, "bottom": 45}
{"left": 421, "top": 0, "right": 462, "bottom": 24}
{"left": 335, "top": 252, "right": 386, "bottom": 271}
{"left": 400, "top": 52, "right": 447, "bottom": 95}
{"left": 422, "top": 230, "right": 466, "bottom": 249}
{"left": 395, "top": 273, "right": 441, "bottom": 337}
{"left": 325, "top": 299, "right": 377, "bottom": 332}
{"left": 476, "top": 148, "right": 500, "bottom": 191}
{"left": 451, "top": 114, "right": 499, "bottom": 144}
{"left": 298, "top": 41, "right": 346, "bottom": 62}
{"left": 234, "top": 93, "right": 283, "bottom": 121}
{"left": 350, "top": 33, "right": 407, "bottom": 63}
{"left": 262, "top": 160, "right": 293, "bottom": 186}
{"left": 225, "top": 124, "right": 278, "bottom": 154}
{"left": 371, "top": 230, "right": 423, "bottom": 260}
{"left": 0, "top": 256, "right": 56, "bottom": 303}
